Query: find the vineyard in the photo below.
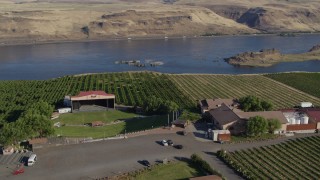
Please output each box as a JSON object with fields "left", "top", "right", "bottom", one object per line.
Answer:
{"left": 168, "top": 74, "right": 320, "bottom": 109}
{"left": 218, "top": 136, "right": 320, "bottom": 180}
{"left": 1, "top": 72, "right": 320, "bottom": 123}
{"left": 0, "top": 72, "right": 194, "bottom": 122}
{"left": 265, "top": 73, "right": 320, "bottom": 98}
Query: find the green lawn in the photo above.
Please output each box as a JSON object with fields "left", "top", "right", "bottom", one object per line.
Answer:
{"left": 54, "top": 110, "right": 137, "bottom": 125}
{"left": 133, "top": 161, "right": 205, "bottom": 180}
{"left": 55, "top": 114, "right": 169, "bottom": 138}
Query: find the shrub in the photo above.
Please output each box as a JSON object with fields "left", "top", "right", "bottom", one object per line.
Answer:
{"left": 191, "top": 154, "right": 223, "bottom": 177}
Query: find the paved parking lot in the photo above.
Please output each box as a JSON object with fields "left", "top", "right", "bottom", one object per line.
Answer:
{"left": 2, "top": 124, "right": 318, "bottom": 180}
{"left": 2, "top": 133, "right": 217, "bottom": 180}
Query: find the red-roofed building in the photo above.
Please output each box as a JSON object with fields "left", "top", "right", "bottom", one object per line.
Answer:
{"left": 303, "top": 108, "right": 320, "bottom": 129}
{"left": 281, "top": 108, "right": 320, "bottom": 132}
{"left": 65, "top": 91, "right": 115, "bottom": 112}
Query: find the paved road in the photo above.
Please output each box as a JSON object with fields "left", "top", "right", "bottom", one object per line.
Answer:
{"left": 2, "top": 130, "right": 319, "bottom": 180}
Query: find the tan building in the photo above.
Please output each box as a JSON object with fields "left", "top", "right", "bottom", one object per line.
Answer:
{"left": 237, "top": 111, "right": 288, "bottom": 132}
{"left": 199, "top": 98, "right": 238, "bottom": 113}
{"left": 203, "top": 99, "right": 288, "bottom": 134}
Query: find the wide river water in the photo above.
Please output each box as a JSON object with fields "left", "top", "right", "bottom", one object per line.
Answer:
{"left": 0, "top": 34, "right": 320, "bottom": 80}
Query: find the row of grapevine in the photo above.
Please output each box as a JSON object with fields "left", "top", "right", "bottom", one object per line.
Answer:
{"left": 265, "top": 73, "right": 320, "bottom": 98}
{"left": 218, "top": 136, "right": 320, "bottom": 180}
{"left": 169, "top": 74, "right": 320, "bottom": 109}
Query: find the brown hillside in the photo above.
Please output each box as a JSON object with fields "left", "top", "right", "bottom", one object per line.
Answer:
{"left": 1, "top": 0, "right": 320, "bottom": 45}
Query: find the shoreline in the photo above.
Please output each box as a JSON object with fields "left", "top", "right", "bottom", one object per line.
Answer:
{"left": 1, "top": 32, "right": 319, "bottom": 47}
{"left": 5, "top": 71, "right": 320, "bottom": 81}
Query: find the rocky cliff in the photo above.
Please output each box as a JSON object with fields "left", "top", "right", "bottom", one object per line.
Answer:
{"left": 1, "top": 0, "right": 320, "bottom": 45}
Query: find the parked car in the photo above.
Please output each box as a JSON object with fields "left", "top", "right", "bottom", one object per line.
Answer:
{"left": 162, "top": 140, "right": 168, "bottom": 146}
{"left": 27, "top": 154, "right": 37, "bottom": 166}
{"left": 174, "top": 145, "right": 183, "bottom": 149}
{"left": 140, "top": 160, "right": 151, "bottom": 167}
{"left": 167, "top": 140, "right": 173, "bottom": 146}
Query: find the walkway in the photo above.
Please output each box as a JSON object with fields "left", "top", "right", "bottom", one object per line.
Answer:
{"left": 126, "top": 126, "right": 184, "bottom": 138}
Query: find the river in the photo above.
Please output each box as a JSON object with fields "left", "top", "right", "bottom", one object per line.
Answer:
{"left": 0, "top": 34, "right": 320, "bottom": 80}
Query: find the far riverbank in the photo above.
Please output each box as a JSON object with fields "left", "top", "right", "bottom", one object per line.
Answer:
{"left": 1, "top": 32, "right": 319, "bottom": 47}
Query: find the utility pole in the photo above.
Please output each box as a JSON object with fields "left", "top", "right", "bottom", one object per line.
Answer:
{"left": 168, "top": 114, "right": 169, "bottom": 128}
{"left": 173, "top": 111, "right": 175, "bottom": 121}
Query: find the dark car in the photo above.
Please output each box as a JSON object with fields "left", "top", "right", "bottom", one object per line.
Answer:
{"left": 140, "top": 160, "right": 151, "bottom": 167}
{"left": 174, "top": 145, "right": 183, "bottom": 149}
{"left": 167, "top": 140, "right": 173, "bottom": 146}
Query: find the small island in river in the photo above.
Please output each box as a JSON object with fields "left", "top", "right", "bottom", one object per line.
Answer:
{"left": 225, "top": 44, "right": 320, "bottom": 67}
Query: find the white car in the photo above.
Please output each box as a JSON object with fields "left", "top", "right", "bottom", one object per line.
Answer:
{"left": 162, "top": 140, "right": 168, "bottom": 146}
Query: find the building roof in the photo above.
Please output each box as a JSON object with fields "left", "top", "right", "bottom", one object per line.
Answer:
{"left": 190, "top": 175, "right": 222, "bottom": 180}
{"left": 303, "top": 108, "right": 320, "bottom": 123}
{"left": 236, "top": 111, "right": 288, "bottom": 124}
{"left": 200, "top": 98, "right": 237, "bottom": 110}
{"left": 72, "top": 91, "right": 113, "bottom": 98}
{"left": 209, "top": 104, "right": 241, "bottom": 126}
{"left": 71, "top": 91, "right": 115, "bottom": 101}
{"left": 287, "top": 124, "right": 317, "bottom": 131}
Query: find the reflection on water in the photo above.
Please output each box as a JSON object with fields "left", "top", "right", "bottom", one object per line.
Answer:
{"left": 0, "top": 34, "right": 320, "bottom": 80}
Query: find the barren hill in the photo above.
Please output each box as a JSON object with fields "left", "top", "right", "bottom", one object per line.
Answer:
{"left": 1, "top": 0, "right": 320, "bottom": 45}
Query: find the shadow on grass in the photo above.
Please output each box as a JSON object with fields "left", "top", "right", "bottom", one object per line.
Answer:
{"left": 174, "top": 156, "right": 206, "bottom": 179}
{"left": 122, "top": 115, "right": 167, "bottom": 134}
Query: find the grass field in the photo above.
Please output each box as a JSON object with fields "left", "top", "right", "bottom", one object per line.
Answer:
{"left": 55, "top": 114, "right": 169, "bottom": 138}
{"left": 168, "top": 74, "right": 320, "bottom": 109}
{"left": 265, "top": 72, "right": 320, "bottom": 99}
{"left": 133, "top": 161, "right": 205, "bottom": 180}
{"left": 55, "top": 110, "right": 137, "bottom": 125}
{"left": 218, "top": 136, "right": 320, "bottom": 179}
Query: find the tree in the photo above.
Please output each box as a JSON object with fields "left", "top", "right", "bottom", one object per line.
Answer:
{"left": 267, "top": 118, "right": 282, "bottom": 133}
{"left": 143, "top": 96, "right": 163, "bottom": 114}
{"left": 0, "top": 122, "right": 26, "bottom": 146}
{"left": 246, "top": 116, "right": 268, "bottom": 136}
{"left": 180, "top": 110, "right": 201, "bottom": 122}
{"left": 239, "top": 95, "right": 273, "bottom": 112}
{"left": 29, "top": 100, "right": 54, "bottom": 118}
{"left": 0, "top": 101, "right": 55, "bottom": 145}
{"left": 261, "top": 100, "right": 273, "bottom": 111}
{"left": 162, "top": 100, "right": 179, "bottom": 114}
{"left": 20, "top": 108, "right": 54, "bottom": 138}
{"left": 143, "top": 96, "right": 179, "bottom": 115}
